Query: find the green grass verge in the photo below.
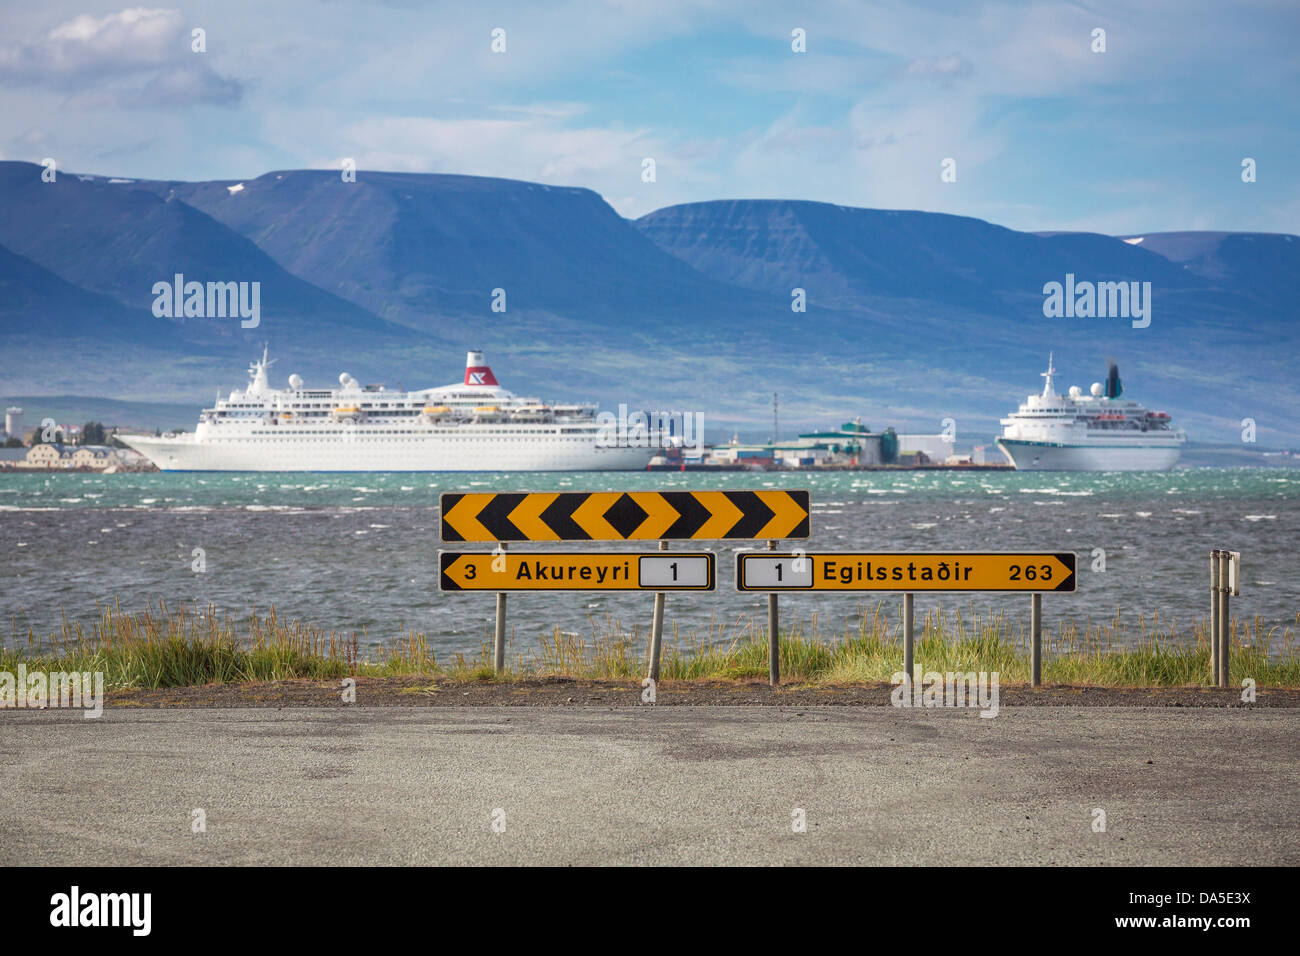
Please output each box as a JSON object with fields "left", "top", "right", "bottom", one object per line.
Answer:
{"left": 3, "top": 600, "right": 1298, "bottom": 690}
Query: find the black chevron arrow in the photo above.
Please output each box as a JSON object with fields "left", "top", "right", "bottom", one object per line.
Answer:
{"left": 440, "top": 493, "right": 465, "bottom": 541}
{"left": 441, "top": 489, "right": 810, "bottom": 541}
{"left": 1053, "top": 552, "right": 1077, "bottom": 592}
{"left": 476, "top": 492, "right": 527, "bottom": 540}
{"left": 438, "top": 551, "right": 463, "bottom": 590}
{"left": 723, "top": 490, "right": 774, "bottom": 539}
{"left": 659, "top": 491, "right": 713, "bottom": 538}
{"left": 539, "top": 492, "right": 592, "bottom": 540}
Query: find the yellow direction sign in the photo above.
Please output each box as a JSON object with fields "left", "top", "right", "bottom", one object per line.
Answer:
{"left": 735, "top": 552, "right": 1077, "bottom": 592}
{"left": 440, "top": 490, "right": 809, "bottom": 542}
{"left": 440, "top": 551, "right": 716, "bottom": 591}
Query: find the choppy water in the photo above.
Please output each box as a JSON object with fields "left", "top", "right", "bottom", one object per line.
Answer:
{"left": 1, "top": 469, "right": 1296, "bottom": 656}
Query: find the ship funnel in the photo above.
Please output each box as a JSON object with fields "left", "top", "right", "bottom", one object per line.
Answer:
{"left": 1105, "top": 360, "right": 1123, "bottom": 399}
{"left": 464, "top": 349, "right": 499, "bottom": 387}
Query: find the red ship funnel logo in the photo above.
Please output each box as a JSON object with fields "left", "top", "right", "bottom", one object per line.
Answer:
{"left": 464, "top": 350, "right": 498, "bottom": 386}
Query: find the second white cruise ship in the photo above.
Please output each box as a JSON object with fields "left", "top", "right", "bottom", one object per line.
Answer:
{"left": 996, "top": 356, "right": 1186, "bottom": 471}
{"left": 121, "top": 350, "right": 658, "bottom": 472}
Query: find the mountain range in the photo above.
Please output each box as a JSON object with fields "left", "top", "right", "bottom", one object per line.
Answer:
{"left": 1, "top": 159, "right": 1296, "bottom": 445}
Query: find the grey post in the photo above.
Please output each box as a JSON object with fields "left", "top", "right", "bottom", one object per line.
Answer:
{"left": 1218, "top": 550, "right": 1231, "bottom": 688}
{"left": 494, "top": 542, "right": 508, "bottom": 674}
{"left": 768, "top": 539, "right": 780, "bottom": 686}
{"left": 1031, "top": 592, "right": 1043, "bottom": 687}
{"left": 903, "top": 592, "right": 914, "bottom": 691}
{"left": 647, "top": 540, "right": 667, "bottom": 683}
{"left": 1210, "top": 549, "right": 1220, "bottom": 685}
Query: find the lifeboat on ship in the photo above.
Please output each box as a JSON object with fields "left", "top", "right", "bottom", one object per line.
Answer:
{"left": 509, "top": 404, "right": 550, "bottom": 421}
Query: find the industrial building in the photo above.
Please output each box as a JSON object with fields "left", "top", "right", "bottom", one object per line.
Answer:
{"left": 707, "top": 420, "right": 896, "bottom": 468}
{"left": 3, "top": 406, "right": 21, "bottom": 442}
{"left": 1, "top": 444, "right": 148, "bottom": 470}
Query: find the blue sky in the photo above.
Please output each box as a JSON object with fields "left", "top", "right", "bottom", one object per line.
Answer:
{"left": 1, "top": 0, "right": 1296, "bottom": 234}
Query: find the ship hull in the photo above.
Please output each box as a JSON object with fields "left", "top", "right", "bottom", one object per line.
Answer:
{"left": 122, "top": 434, "right": 656, "bottom": 472}
{"left": 996, "top": 439, "right": 1182, "bottom": 472}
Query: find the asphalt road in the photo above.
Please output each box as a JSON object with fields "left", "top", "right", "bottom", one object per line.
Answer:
{"left": 3, "top": 707, "right": 1296, "bottom": 865}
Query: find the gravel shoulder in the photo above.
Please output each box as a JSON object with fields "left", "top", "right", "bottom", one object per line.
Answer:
{"left": 3, "top": 705, "right": 1297, "bottom": 865}
{"left": 102, "top": 676, "right": 1300, "bottom": 708}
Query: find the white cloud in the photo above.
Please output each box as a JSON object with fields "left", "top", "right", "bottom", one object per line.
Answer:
{"left": 0, "top": 7, "right": 241, "bottom": 106}
{"left": 490, "top": 102, "right": 590, "bottom": 119}
{"left": 905, "top": 53, "right": 973, "bottom": 80}
{"left": 0, "top": 0, "right": 1294, "bottom": 234}
{"left": 45, "top": 8, "right": 179, "bottom": 65}
{"left": 1, "top": 8, "right": 180, "bottom": 80}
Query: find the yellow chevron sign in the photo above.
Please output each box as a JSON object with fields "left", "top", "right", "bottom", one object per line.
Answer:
{"left": 736, "top": 552, "right": 1077, "bottom": 592}
{"left": 439, "top": 490, "right": 809, "bottom": 541}
{"left": 439, "top": 551, "right": 716, "bottom": 591}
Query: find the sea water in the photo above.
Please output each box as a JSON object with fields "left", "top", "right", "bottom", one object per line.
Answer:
{"left": 1, "top": 468, "right": 1295, "bottom": 656}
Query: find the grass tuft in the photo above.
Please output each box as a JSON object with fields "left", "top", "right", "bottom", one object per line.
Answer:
{"left": 3, "top": 599, "right": 1297, "bottom": 690}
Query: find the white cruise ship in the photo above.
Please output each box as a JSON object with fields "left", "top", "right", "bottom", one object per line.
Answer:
{"left": 121, "top": 350, "right": 657, "bottom": 472}
{"left": 995, "top": 356, "right": 1186, "bottom": 471}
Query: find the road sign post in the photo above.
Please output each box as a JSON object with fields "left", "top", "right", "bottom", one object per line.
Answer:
{"left": 648, "top": 540, "right": 668, "bottom": 683}
{"left": 1210, "top": 550, "right": 1220, "bottom": 685}
{"left": 767, "top": 539, "right": 779, "bottom": 686}
{"left": 1225, "top": 551, "right": 1241, "bottom": 688}
{"left": 1218, "top": 550, "right": 1237, "bottom": 688}
{"left": 736, "top": 551, "right": 1076, "bottom": 686}
{"left": 903, "top": 592, "right": 914, "bottom": 689}
{"left": 441, "top": 490, "right": 808, "bottom": 682}
{"left": 1219, "top": 551, "right": 1229, "bottom": 688}
{"left": 735, "top": 552, "right": 1077, "bottom": 593}
{"left": 439, "top": 551, "right": 715, "bottom": 591}
{"left": 440, "top": 490, "right": 809, "bottom": 542}
{"left": 494, "top": 543, "right": 507, "bottom": 675}
{"left": 1031, "top": 592, "right": 1043, "bottom": 687}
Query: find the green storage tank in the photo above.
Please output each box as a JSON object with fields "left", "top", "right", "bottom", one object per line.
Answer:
{"left": 881, "top": 428, "right": 899, "bottom": 464}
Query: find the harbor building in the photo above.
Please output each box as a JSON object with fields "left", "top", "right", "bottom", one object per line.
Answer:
{"left": 71, "top": 446, "right": 117, "bottom": 467}
{"left": 24, "top": 443, "right": 76, "bottom": 467}
{"left": 709, "top": 420, "right": 894, "bottom": 468}
{"left": 6, "top": 444, "right": 145, "bottom": 471}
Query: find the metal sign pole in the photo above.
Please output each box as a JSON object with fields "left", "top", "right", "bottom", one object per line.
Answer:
{"left": 1218, "top": 550, "right": 1230, "bottom": 688}
{"left": 1210, "top": 550, "right": 1220, "bottom": 686}
{"left": 494, "top": 542, "right": 507, "bottom": 674}
{"left": 647, "top": 540, "right": 667, "bottom": 683}
{"left": 903, "top": 592, "right": 915, "bottom": 691}
{"left": 1031, "top": 593, "right": 1043, "bottom": 687}
{"left": 767, "top": 539, "right": 780, "bottom": 686}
